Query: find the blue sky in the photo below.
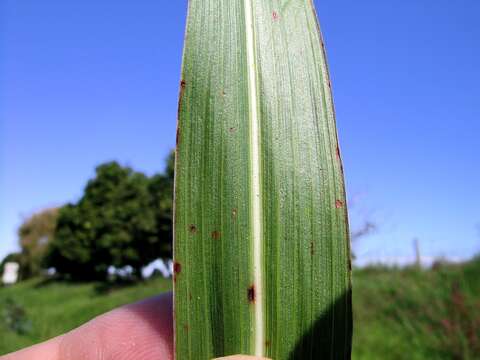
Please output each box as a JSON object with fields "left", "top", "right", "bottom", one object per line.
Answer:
{"left": 1, "top": 0, "right": 479, "bottom": 265}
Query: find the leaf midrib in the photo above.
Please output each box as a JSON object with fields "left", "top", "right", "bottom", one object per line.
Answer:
{"left": 243, "top": 0, "right": 264, "bottom": 356}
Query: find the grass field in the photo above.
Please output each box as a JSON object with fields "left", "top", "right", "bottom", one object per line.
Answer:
{"left": 1, "top": 258, "right": 479, "bottom": 358}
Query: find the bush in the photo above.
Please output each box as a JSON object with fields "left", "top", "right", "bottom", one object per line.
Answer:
{"left": 1, "top": 298, "right": 32, "bottom": 335}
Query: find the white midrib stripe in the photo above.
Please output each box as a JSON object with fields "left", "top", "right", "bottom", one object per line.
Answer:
{"left": 244, "top": 0, "right": 264, "bottom": 356}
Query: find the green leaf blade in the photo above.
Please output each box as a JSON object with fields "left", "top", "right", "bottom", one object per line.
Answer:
{"left": 174, "top": 1, "right": 255, "bottom": 358}
{"left": 174, "top": 1, "right": 352, "bottom": 359}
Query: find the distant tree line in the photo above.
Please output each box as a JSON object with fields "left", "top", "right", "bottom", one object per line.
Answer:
{"left": 1, "top": 152, "right": 175, "bottom": 282}
{"left": 1, "top": 150, "right": 387, "bottom": 282}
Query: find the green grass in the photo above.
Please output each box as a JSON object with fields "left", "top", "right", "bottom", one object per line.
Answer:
{"left": 1, "top": 258, "right": 479, "bottom": 358}
{"left": 353, "top": 257, "right": 480, "bottom": 359}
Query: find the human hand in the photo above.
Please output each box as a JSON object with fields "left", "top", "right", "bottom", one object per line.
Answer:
{"left": 0, "top": 292, "right": 269, "bottom": 360}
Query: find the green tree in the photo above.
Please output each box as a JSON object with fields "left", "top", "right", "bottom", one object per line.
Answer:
{"left": 46, "top": 158, "right": 174, "bottom": 281}
{"left": 149, "top": 151, "right": 175, "bottom": 256}
{"left": 16, "top": 208, "right": 59, "bottom": 278}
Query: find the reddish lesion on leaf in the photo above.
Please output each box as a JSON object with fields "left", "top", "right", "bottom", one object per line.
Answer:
{"left": 173, "top": 262, "right": 182, "bottom": 283}
{"left": 176, "top": 127, "right": 180, "bottom": 146}
{"left": 177, "top": 79, "right": 187, "bottom": 122}
{"left": 211, "top": 231, "right": 221, "bottom": 240}
{"left": 188, "top": 224, "right": 198, "bottom": 234}
{"left": 336, "top": 200, "right": 344, "bottom": 209}
{"left": 247, "top": 285, "right": 256, "bottom": 304}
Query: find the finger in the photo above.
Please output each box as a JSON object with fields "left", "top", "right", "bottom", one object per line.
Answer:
{"left": 0, "top": 337, "right": 62, "bottom": 360}
{"left": 1, "top": 292, "right": 174, "bottom": 360}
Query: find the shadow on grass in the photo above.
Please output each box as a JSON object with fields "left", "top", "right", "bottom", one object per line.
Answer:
{"left": 288, "top": 289, "right": 352, "bottom": 360}
{"left": 33, "top": 275, "right": 140, "bottom": 295}
{"left": 33, "top": 276, "right": 71, "bottom": 288}
{"left": 33, "top": 276, "right": 101, "bottom": 288}
{"left": 93, "top": 279, "right": 140, "bottom": 295}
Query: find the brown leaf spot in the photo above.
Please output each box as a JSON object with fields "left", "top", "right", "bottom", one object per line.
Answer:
{"left": 211, "top": 230, "right": 221, "bottom": 240}
{"left": 272, "top": 11, "right": 279, "bottom": 20}
{"left": 174, "top": 262, "right": 182, "bottom": 274}
{"left": 173, "top": 262, "right": 181, "bottom": 283}
{"left": 335, "top": 200, "right": 344, "bottom": 209}
{"left": 178, "top": 80, "right": 187, "bottom": 115}
{"left": 176, "top": 127, "right": 180, "bottom": 145}
{"left": 183, "top": 324, "right": 189, "bottom": 332}
{"left": 229, "top": 127, "right": 236, "bottom": 133}
{"left": 310, "top": 241, "right": 315, "bottom": 256}
{"left": 232, "top": 208, "right": 237, "bottom": 219}
{"left": 188, "top": 224, "right": 198, "bottom": 234}
{"left": 265, "top": 340, "right": 271, "bottom": 348}
{"left": 247, "top": 285, "right": 256, "bottom": 304}
{"left": 336, "top": 146, "right": 341, "bottom": 159}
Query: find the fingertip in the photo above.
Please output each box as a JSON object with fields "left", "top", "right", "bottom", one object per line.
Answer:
{"left": 60, "top": 292, "right": 174, "bottom": 360}
{"left": 0, "top": 336, "right": 62, "bottom": 360}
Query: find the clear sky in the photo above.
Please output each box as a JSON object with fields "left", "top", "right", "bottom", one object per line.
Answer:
{"left": 1, "top": 0, "right": 479, "bottom": 265}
